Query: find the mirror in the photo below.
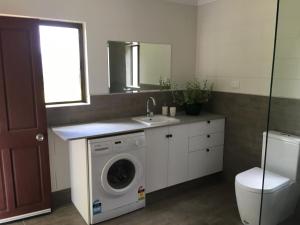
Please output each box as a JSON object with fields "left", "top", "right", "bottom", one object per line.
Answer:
{"left": 108, "top": 41, "right": 171, "bottom": 93}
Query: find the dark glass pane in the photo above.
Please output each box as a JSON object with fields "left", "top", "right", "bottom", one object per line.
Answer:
{"left": 107, "top": 159, "right": 135, "bottom": 189}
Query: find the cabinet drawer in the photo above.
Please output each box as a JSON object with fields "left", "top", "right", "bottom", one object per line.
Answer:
{"left": 188, "top": 145, "right": 223, "bottom": 181}
{"left": 189, "top": 132, "right": 224, "bottom": 152}
{"left": 188, "top": 119, "right": 225, "bottom": 137}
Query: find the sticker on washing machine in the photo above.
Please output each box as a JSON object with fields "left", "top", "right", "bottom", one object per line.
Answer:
{"left": 138, "top": 186, "right": 145, "bottom": 200}
{"left": 93, "top": 200, "right": 102, "bottom": 215}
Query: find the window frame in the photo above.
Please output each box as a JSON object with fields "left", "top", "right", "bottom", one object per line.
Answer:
{"left": 39, "top": 20, "right": 88, "bottom": 106}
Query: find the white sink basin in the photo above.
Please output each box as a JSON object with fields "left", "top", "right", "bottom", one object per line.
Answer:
{"left": 132, "top": 115, "right": 180, "bottom": 126}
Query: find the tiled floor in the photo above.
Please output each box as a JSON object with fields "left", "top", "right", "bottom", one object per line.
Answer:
{"left": 9, "top": 176, "right": 300, "bottom": 225}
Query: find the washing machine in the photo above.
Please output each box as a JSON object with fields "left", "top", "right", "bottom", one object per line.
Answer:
{"left": 88, "top": 132, "right": 146, "bottom": 224}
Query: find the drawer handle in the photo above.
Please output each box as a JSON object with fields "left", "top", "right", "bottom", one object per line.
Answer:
{"left": 115, "top": 141, "right": 122, "bottom": 144}
{"left": 207, "top": 134, "right": 211, "bottom": 138}
{"left": 207, "top": 120, "right": 211, "bottom": 124}
{"left": 166, "top": 134, "right": 173, "bottom": 138}
{"left": 206, "top": 148, "right": 210, "bottom": 152}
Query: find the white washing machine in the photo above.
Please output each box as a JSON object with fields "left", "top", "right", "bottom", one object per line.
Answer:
{"left": 88, "top": 132, "right": 146, "bottom": 224}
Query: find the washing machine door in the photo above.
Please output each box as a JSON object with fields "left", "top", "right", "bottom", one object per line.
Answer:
{"left": 101, "top": 153, "right": 143, "bottom": 196}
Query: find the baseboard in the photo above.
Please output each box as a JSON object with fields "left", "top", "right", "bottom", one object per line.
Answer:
{"left": 0, "top": 209, "right": 51, "bottom": 224}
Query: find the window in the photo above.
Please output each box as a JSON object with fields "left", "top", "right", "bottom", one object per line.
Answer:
{"left": 125, "top": 42, "right": 140, "bottom": 88}
{"left": 39, "top": 21, "right": 87, "bottom": 106}
{"left": 132, "top": 43, "right": 139, "bottom": 88}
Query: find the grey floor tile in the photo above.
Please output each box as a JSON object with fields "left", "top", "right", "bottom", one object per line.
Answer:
{"left": 16, "top": 178, "right": 298, "bottom": 225}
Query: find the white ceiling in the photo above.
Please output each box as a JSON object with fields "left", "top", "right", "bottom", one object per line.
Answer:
{"left": 165, "top": 0, "right": 217, "bottom": 6}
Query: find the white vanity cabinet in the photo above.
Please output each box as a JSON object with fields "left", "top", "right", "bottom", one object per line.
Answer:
{"left": 145, "top": 118, "right": 225, "bottom": 193}
{"left": 188, "top": 119, "right": 224, "bottom": 180}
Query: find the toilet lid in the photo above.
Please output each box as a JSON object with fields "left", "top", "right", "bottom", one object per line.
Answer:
{"left": 236, "top": 167, "right": 290, "bottom": 194}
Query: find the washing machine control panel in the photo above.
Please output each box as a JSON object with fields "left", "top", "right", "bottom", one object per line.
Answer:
{"left": 89, "top": 132, "right": 146, "bottom": 155}
{"left": 113, "top": 135, "right": 146, "bottom": 152}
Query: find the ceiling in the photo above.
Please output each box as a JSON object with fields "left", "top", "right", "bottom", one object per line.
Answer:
{"left": 165, "top": 0, "right": 217, "bottom": 6}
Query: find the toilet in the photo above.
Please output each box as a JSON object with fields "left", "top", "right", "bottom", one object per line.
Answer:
{"left": 235, "top": 131, "right": 300, "bottom": 225}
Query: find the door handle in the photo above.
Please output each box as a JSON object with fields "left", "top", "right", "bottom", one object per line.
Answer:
{"left": 36, "top": 133, "right": 44, "bottom": 142}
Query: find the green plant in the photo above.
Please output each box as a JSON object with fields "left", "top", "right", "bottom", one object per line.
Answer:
{"left": 159, "top": 77, "right": 172, "bottom": 90}
{"left": 173, "top": 80, "right": 213, "bottom": 106}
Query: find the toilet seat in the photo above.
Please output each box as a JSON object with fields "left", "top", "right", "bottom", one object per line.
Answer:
{"left": 236, "top": 167, "right": 290, "bottom": 194}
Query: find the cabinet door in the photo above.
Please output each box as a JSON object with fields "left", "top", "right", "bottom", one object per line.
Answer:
{"left": 188, "top": 146, "right": 223, "bottom": 180}
{"left": 206, "top": 146, "right": 223, "bottom": 175}
{"left": 145, "top": 127, "right": 169, "bottom": 193}
{"left": 168, "top": 125, "right": 189, "bottom": 187}
{"left": 188, "top": 149, "right": 207, "bottom": 180}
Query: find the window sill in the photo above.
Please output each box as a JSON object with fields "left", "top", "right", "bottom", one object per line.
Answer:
{"left": 46, "top": 101, "right": 90, "bottom": 108}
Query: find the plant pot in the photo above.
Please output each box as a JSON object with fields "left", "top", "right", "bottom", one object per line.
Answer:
{"left": 185, "top": 103, "right": 202, "bottom": 115}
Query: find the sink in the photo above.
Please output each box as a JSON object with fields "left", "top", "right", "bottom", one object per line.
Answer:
{"left": 132, "top": 115, "right": 180, "bottom": 126}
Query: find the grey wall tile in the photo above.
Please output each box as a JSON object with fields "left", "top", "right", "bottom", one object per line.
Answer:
{"left": 269, "top": 97, "right": 300, "bottom": 136}
{"left": 47, "top": 91, "right": 174, "bottom": 126}
{"left": 205, "top": 92, "right": 269, "bottom": 181}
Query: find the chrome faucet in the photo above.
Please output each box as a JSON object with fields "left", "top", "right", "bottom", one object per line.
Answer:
{"left": 146, "top": 97, "right": 157, "bottom": 117}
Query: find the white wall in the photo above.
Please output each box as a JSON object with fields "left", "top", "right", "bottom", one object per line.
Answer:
{"left": 196, "top": 0, "right": 277, "bottom": 96}
{"left": 3, "top": 0, "right": 283, "bottom": 192}
{"left": 0, "top": 0, "right": 197, "bottom": 95}
{"left": 0, "top": 0, "right": 197, "bottom": 192}
{"left": 272, "top": 0, "right": 300, "bottom": 99}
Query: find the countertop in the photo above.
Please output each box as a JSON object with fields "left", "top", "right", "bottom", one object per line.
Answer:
{"left": 52, "top": 113, "right": 225, "bottom": 141}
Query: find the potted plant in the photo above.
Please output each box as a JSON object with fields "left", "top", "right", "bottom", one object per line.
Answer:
{"left": 173, "top": 80, "right": 213, "bottom": 115}
{"left": 159, "top": 77, "right": 172, "bottom": 90}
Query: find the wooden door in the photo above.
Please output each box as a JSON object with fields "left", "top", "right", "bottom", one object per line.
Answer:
{"left": 0, "top": 16, "right": 51, "bottom": 221}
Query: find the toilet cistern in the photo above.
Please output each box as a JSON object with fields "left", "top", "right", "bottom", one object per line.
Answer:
{"left": 146, "top": 97, "right": 156, "bottom": 118}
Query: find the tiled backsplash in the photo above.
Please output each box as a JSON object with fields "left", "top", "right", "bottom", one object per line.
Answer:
{"left": 206, "top": 92, "right": 300, "bottom": 181}
{"left": 47, "top": 91, "right": 174, "bottom": 127}
{"left": 47, "top": 91, "right": 300, "bottom": 182}
{"left": 205, "top": 92, "right": 269, "bottom": 181}
{"left": 269, "top": 97, "right": 300, "bottom": 136}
